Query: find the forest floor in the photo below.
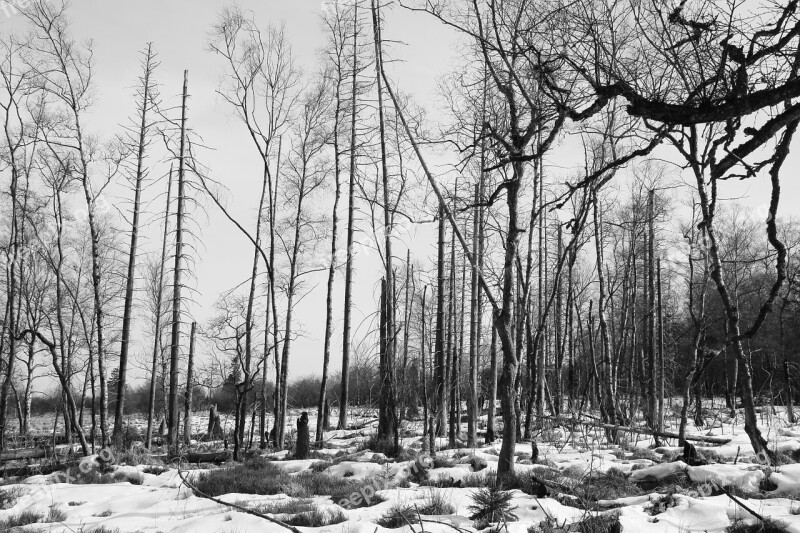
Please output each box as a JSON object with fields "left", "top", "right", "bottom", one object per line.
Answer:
{"left": 1, "top": 404, "right": 800, "bottom": 533}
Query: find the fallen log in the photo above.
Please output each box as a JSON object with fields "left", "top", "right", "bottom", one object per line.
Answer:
{"left": 153, "top": 451, "right": 232, "bottom": 464}
{"left": 0, "top": 447, "right": 54, "bottom": 462}
{"left": 0, "top": 461, "right": 77, "bottom": 478}
{"left": 539, "top": 416, "right": 732, "bottom": 445}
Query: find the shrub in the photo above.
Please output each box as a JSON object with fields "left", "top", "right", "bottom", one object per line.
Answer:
{"left": 377, "top": 504, "right": 420, "bottom": 528}
{"left": 462, "top": 473, "right": 488, "bottom": 487}
{"left": 417, "top": 490, "right": 455, "bottom": 515}
{"left": 572, "top": 512, "right": 621, "bottom": 533}
{"left": 648, "top": 493, "right": 678, "bottom": 515}
{"left": 310, "top": 460, "right": 332, "bottom": 473}
{"left": 193, "top": 458, "right": 384, "bottom": 508}
{"left": 0, "top": 509, "right": 43, "bottom": 529}
{"left": 468, "top": 456, "right": 488, "bottom": 471}
{"left": 697, "top": 448, "right": 723, "bottom": 464}
{"left": 142, "top": 465, "right": 169, "bottom": 475}
{"left": 253, "top": 498, "right": 315, "bottom": 515}
{"left": 361, "top": 434, "right": 402, "bottom": 457}
{"left": 576, "top": 469, "right": 643, "bottom": 501}
{"left": 0, "top": 486, "right": 24, "bottom": 510}
{"left": 46, "top": 504, "right": 68, "bottom": 522}
{"left": 377, "top": 493, "right": 454, "bottom": 529}
{"left": 726, "top": 517, "right": 788, "bottom": 532}
{"left": 432, "top": 457, "right": 456, "bottom": 469}
{"left": 468, "top": 482, "right": 518, "bottom": 526}
{"left": 496, "top": 470, "right": 549, "bottom": 497}
{"left": 113, "top": 470, "right": 144, "bottom": 485}
{"left": 283, "top": 508, "right": 347, "bottom": 527}
{"left": 628, "top": 448, "right": 659, "bottom": 462}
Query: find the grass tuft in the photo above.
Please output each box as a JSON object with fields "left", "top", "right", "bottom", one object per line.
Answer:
{"left": 46, "top": 504, "right": 67, "bottom": 522}
{"left": 0, "top": 509, "right": 43, "bottom": 529}
{"left": 726, "top": 517, "right": 788, "bottom": 532}
{"left": 193, "top": 458, "right": 385, "bottom": 509}
{"left": 283, "top": 508, "right": 347, "bottom": 527}
{"left": 571, "top": 512, "right": 621, "bottom": 533}
{"left": 0, "top": 486, "right": 24, "bottom": 510}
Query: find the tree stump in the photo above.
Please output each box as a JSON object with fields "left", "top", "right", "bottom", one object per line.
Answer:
{"left": 531, "top": 440, "right": 539, "bottom": 463}
{"left": 296, "top": 412, "right": 310, "bottom": 459}
{"left": 207, "top": 405, "right": 223, "bottom": 439}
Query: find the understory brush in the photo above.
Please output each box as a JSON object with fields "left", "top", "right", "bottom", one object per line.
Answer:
{"left": 468, "top": 480, "right": 518, "bottom": 529}
{"left": 726, "top": 517, "right": 788, "bottom": 532}
{"left": 565, "top": 511, "right": 621, "bottom": 533}
{"left": 252, "top": 499, "right": 347, "bottom": 527}
{"left": 0, "top": 509, "right": 43, "bottom": 529}
{"left": 193, "top": 457, "right": 385, "bottom": 508}
{"left": 0, "top": 486, "right": 24, "bottom": 509}
{"left": 377, "top": 490, "right": 456, "bottom": 528}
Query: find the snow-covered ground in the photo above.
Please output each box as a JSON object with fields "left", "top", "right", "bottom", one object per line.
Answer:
{"left": 2, "top": 405, "right": 800, "bottom": 533}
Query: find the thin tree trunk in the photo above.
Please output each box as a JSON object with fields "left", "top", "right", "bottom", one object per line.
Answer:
{"left": 115, "top": 44, "right": 156, "bottom": 444}
{"left": 468, "top": 182, "right": 480, "bottom": 448}
{"left": 183, "top": 322, "right": 196, "bottom": 445}
{"left": 168, "top": 70, "right": 189, "bottom": 449}
{"left": 647, "top": 189, "right": 658, "bottom": 437}
{"left": 657, "top": 257, "right": 665, "bottom": 432}
{"left": 339, "top": 2, "right": 359, "bottom": 431}
{"left": 372, "top": 0, "right": 396, "bottom": 446}
{"left": 316, "top": 32, "right": 344, "bottom": 447}
{"left": 434, "top": 205, "right": 447, "bottom": 436}
{"left": 146, "top": 166, "right": 172, "bottom": 449}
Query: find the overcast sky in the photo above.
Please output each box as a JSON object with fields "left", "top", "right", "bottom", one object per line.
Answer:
{"left": 2, "top": 0, "right": 795, "bottom": 388}
{"left": 1, "top": 0, "right": 463, "bottom": 385}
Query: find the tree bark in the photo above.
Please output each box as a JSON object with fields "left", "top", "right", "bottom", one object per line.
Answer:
{"left": 115, "top": 44, "right": 156, "bottom": 445}
{"left": 168, "top": 70, "right": 189, "bottom": 450}
{"left": 183, "top": 322, "right": 196, "bottom": 445}
{"left": 339, "top": 1, "right": 360, "bottom": 431}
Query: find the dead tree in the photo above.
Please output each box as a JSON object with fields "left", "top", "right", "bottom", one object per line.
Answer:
{"left": 115, "top": 43, "right": 159, "bottom": 445}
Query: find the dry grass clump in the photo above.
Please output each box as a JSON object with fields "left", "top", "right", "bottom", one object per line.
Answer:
{"left": 193, "top": 457, "right": 384, "bottom": 508}
{"left": 0, "top": 486, "right": 24, "bottom": 510}
{"left": 569, "top": 512, "right": 621, "bottom": 533}
{"left": 0, "top": 508, "right": 43, "bottom": 529}
{"left": 377, "top": 490, "right": 455, "bottom": 529}
{"left": 726, "top": 517, "right": 788, "bottom": 532}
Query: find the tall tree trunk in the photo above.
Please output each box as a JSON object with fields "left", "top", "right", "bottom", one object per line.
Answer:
{"left": 115, "top": 44, "right": 156, "bottom": 444}
{"left": 372, "top": 0, "right": 396, "bottom": 446}
{"left": 468, "top": 183, "right": 480, "bottom": 448}
{"left": 592, "top": 191, "right": 619, "bottom": 442}
{"left": 146, "top": 166, "right": 172, "bottom": 449}
{"left": 317, "top": 37, "right": 344, "bottom": 449}
{"left": 260, "top": 287, "right": 271, "bottom": 448}
{"left": 447, "top": 211, "right": 457, "bottom": 448}
{"left": 647, "top": 189, "right": 658, "bottom": 437}
{"left": 339, "top": 2, "right": 359, "bottom": 431}
{"left": 167, "top": 70, "right": 189, "bottom": 450}
{"left": 657, "top": 257, "right": 665, "bottom": 432}
{"left": 434, "top": 205, "right": 447, "bottom": 436}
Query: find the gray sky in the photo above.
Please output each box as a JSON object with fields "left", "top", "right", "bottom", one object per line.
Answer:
{"left": 2, "top": 0, "right": 460, "bottom": 384}
{"left": 2, "top": 0, "right": 796, "bottom": 388}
